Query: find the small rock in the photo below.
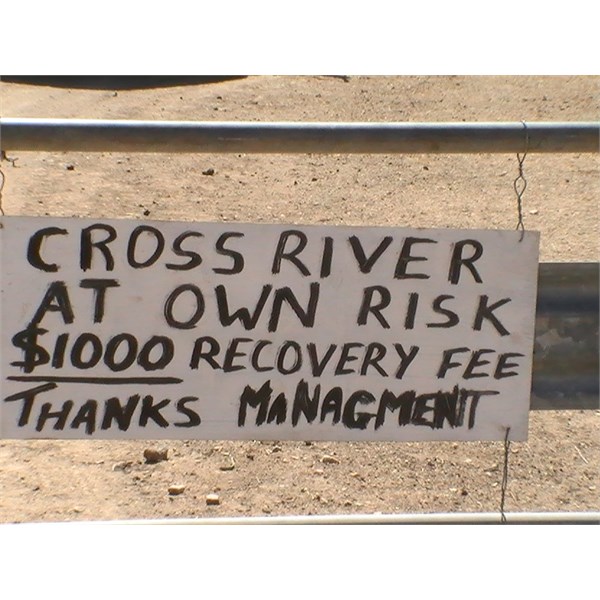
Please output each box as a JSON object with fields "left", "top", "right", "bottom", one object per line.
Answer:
{"left": 423, "top": 165, "right": 429, "bottom": 171}
{"left": 168, "top": 485, "right": 185, "bottom": 496}
{"left": 206, "top": 493, "right": 220, "bottom": 506}
{"left": 246, "top": 452, "right": 255, "bottom": 460}
{"left": 143, "top": 209, "right": 151, "bottom": 216}
{"left": 202, "top": 168, "right": 215, "bottom": 176}
{"left": 219, "top": 459, "right": 235, "bottom": 471}
{"left": 529, "top": 209, "right": 539, "bottom": 215}
{"left": 65, "top": 164, "right": 75, "bottom": 171}
{"left": 461, "top": 489, "right": 468, "bottom": 496}
{"left": 313, "top": 468, "right": 324, "bottom": 476}
{"left": 112, "top": 461, "right": 133, "bottom": 472}
{"left": 321, "top": 455, "right": 340, "bottom": 465}
{"left": 143, "top": 447, "right": 168, "bottom": 464}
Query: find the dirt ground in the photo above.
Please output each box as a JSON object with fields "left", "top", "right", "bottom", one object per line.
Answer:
{"left": 0, "top": 75, "right": 598, "bottom": 523}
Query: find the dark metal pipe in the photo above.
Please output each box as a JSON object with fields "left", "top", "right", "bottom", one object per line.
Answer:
{"left": 1, "top": 119, "right": 598, "bottom": 154}
{"left": 532, "top": 263, "right": 599, "bottom": 410}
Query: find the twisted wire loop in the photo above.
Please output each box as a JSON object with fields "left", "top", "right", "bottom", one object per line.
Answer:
{"left": 514, "top": 121, "right": 529, "bottom": 241}
{"left": 500, "top": 427, "right": 511, "bottom": 524}
{"left": 0, "top": 149, "right": 19, "bottom": 226}
{"left": 0, "top": 163, "right": 5, "bottom": 224}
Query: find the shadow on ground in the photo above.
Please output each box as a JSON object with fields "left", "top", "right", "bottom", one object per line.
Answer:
{"left": 1, "top": 76, "right": 247, "bottom": 90}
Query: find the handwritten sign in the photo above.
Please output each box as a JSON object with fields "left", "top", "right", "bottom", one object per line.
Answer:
{"left": 0, "top": 216, "right": 539, "bottom": 441}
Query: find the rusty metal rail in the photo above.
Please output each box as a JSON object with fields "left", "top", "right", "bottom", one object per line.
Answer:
{"left": 532, "top": 263, "right": 599, "bottom": 410}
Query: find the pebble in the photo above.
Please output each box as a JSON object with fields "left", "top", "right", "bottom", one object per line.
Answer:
{"left": 168, "top": 485, "right": 185, "bottom": 496}
{"left": 202, "top": 168, "right": 215, "bottom": 176}
{"left": 321, "top": 455, "right": 340, "bottom": 465}
{"left": 529, "top": 209, "right": 539, "bottom": 215}
{"left": 143, "top": 448, "right": 168, "bottom": 464}
{"left": 206, "top": 493, "right": 221, "bottom": 506}
{"left": 65, "top": 164, "right": 75, "bottom": 171}
{"left": 112, "top": 461, "right": 133, "bottom": 472}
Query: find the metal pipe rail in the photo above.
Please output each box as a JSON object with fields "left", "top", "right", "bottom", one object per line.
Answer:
{"left": 532, "top": 263, "right": 599, "bottom": 410}
{"left": 99, "top": 512, "right": 600, "bottom": 525}
{"left": 1, "top": 119, "right": 599, "bottom": 154}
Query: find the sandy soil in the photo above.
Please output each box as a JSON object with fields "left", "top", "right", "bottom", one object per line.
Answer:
{"left": 0, "top": 75, "right": 598, "bottom": 522}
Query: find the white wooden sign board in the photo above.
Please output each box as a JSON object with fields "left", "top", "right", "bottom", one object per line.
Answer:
{"left": 0, "top": 216, "right": 539, "bottom": 441}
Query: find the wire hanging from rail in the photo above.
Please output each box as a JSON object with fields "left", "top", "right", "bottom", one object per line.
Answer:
{"left": 513, "top": 121, "right": 529, "bottom": 241}
{"left": 500, "top": 427, "right": 512, "bottom": 523}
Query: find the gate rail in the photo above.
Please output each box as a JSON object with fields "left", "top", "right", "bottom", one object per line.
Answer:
{"left": 1, "top": 118, "right": 599, "bottom": 154}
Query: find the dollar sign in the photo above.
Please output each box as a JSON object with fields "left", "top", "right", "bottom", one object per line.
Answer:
{"left": 11, "top": 325, "right": 51, "bottom": 373}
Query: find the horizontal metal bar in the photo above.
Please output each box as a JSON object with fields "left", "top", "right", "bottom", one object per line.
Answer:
{"left": 532, "top": 263, "right": 599, "bottom": 410}
{"left": 85, "top": 512, "right": 600, "bottom": 525}
{"left": 1, "top": 119, "right": 598, "bottom": 154}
